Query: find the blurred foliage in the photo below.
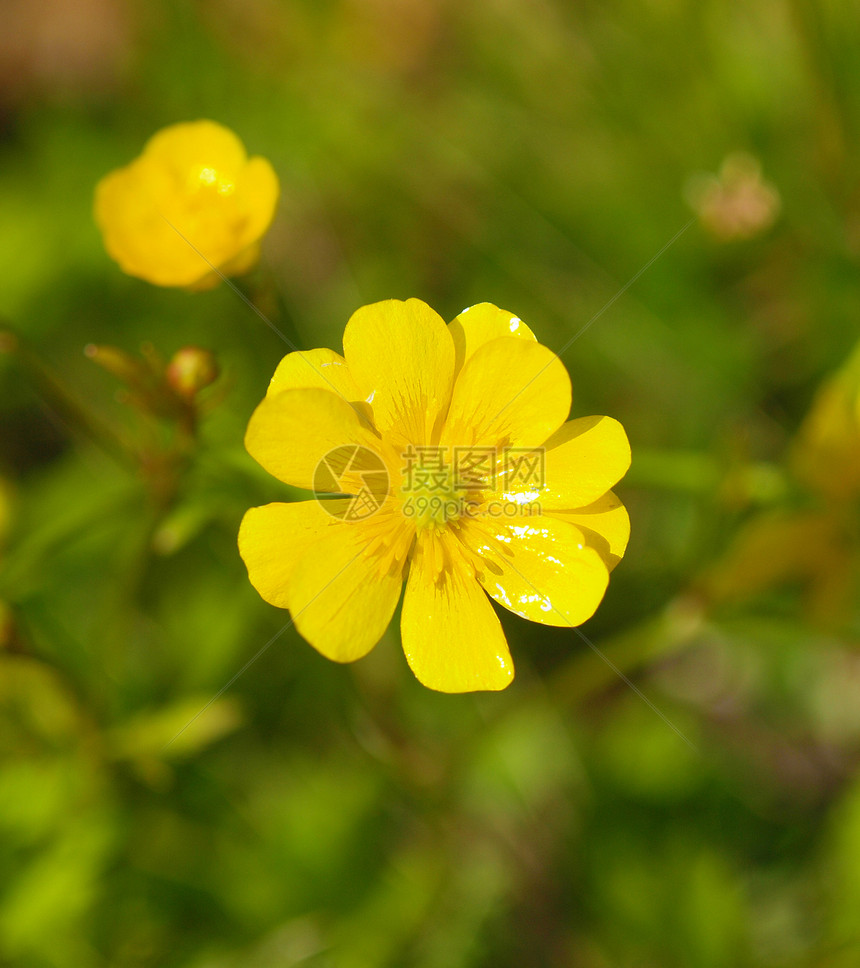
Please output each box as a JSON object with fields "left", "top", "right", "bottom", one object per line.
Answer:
{"left": 1, "top": 0, "right": 860, "bottom": 965}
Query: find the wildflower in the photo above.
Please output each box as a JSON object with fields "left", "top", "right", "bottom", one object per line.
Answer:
{"left": 239, "top": 300, "right": 630, "bottom": 693}
{"left": 685, "top": 153, "right": 780, "bottom": 242}
{"left": 94, "top": 120, "right": 279, "bottom": 289}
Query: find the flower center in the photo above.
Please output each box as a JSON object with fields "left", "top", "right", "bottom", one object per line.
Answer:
{"left": 396, "top": 451, "right": 467, "bottom": 530}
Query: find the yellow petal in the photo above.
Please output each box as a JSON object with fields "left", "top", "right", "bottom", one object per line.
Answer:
{"left": 187, "top": 242, "right": 266, "bottom": 291}
{"left": 548, "top": 491, "right": 630, "bottom": 571}
{"left": 401, "top": 531, "right": 514, "bottom": 693}
{"left": 143, "top": 119, "right": 247, "bottom": 175}
{"left": 266, "top": 348, "right": 363, "bottom": 404}
{"left": 202, "top": 240, "right": 261, "bottom": 284}
{"left": 239, "top": 500, "right": 350, "bottom": 609}
{"left": 544, "top": 416, "right": 631, "bottom": 506}
{"left": 93, "top": 166, "right": 223, "bottom": 287}
{"left": 233, "top": 154, "right": 280, "bottom": 245}
{"left": 497, "top": 415, "right": 631, "bottom": 510}
{"left": 461, "top": 514, "right": 609, "bottom": 627}
{"left": 448, "top": 303, "right": 536, "bottom": 374}
{"left": 342, "top": 299, "right": 455, "bottom": 445}
{"left": 245, "top": 387, "right": 380, "bottom": 490}
{"left": 94, "top": 162, "right": 197, "bottom": 286}
{"left": 441, "top": 337, "right": 571, "bottom": 450}
{"left": 288, "top": 522, "right": 404, "bottom": 663}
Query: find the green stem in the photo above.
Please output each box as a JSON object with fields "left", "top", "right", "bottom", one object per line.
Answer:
{"left": 627, "top": 449, "right": 789, "bottom": 504}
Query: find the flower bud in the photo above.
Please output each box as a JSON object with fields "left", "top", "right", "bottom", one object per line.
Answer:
{"left": 685, "top": 153, "right": 780, "bottom": 242}
{"left": 166, "top": 346, "right": 220, "bottom": 399}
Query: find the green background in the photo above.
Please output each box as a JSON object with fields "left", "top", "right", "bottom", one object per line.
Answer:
{"left": 1, "top": 0, "right": 860, "bottom": 965}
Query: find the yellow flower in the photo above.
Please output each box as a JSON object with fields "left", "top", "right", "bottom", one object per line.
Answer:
{"left": 94, "top": 120, "right": 279, "bottom": 289}
{"left": 239, "top": 300, "right": 631, "bottom": 693}
{"left": 705, "top": 340, "right": 860, "bottom": 627}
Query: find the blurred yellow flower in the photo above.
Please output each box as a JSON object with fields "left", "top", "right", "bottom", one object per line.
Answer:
{"left": 94, "top": 120, "right": 279, "bottom": 289}
{"left": 239, "top": 299, "right": 631, "bottom": 693}
{"left": 706, "top": 342, "right": 860, "bottom": 626}
{"left": 791, "top": 342, "right": 860, "bottom": 501}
